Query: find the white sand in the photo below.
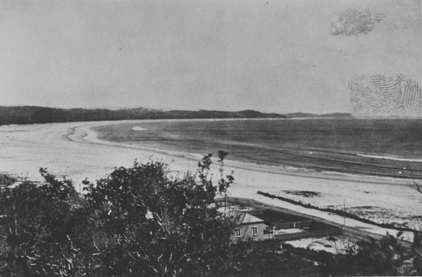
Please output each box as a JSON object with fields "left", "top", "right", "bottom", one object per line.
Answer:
{"left": 357, "top": 153, "right": 422, "bottom": 163}
{"left": 285, "top": 236, "right": 355, "bottom": 255}
{"left": 0, "top": 120, "right": 421, "bottom": 241}
{"left": 132, "top": 126, "right": 148, "bottom": 131}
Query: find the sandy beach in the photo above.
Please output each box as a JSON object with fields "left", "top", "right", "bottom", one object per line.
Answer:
{"left": 1, "top": 120, "right": 421, "bottom": 241}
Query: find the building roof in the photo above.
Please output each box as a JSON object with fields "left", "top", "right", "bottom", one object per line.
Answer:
{"left": 226, "top": 210, "right": 266, "bottom": 226}
{"left": 252, "top": 209, "right": 307, "bottom": 224}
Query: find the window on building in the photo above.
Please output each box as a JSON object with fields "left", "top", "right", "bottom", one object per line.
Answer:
{"left": 252, "top": 226, "right": 258, "bottom": 236}
{"left": 235, "top": 229, "right": 241, "bottom": 237}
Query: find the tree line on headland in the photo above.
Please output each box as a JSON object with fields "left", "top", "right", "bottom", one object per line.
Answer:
{"left": 0, "top": 106, "right": 284, "bottom": 125}
{"left": 0, "top": 105, "right": 353, "bottom": 126}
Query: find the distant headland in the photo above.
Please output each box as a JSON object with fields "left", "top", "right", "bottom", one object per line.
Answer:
{"left": 0, "top": 105, "right": 354, "bottom": 126}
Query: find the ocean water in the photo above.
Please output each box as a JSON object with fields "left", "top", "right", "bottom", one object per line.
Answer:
{"left": 93, "top": 118, "right": 422, "bottom": 179}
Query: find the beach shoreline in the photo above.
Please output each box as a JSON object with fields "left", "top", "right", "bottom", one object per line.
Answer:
{"left": 1, "top": 120, "right": 421, "bottom": 238}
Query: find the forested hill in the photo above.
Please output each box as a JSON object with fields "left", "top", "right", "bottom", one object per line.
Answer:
{"left": 0, "top": 106, "right": 289, "bottom": 125}
{"left": 285, "top": 112, "right": 354, "bottom": 118}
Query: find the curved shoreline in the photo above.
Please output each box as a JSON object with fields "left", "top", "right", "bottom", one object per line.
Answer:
{"left": 71, "top": 123, "right": 205, "bottom": 163}
{"left": 357, "top": 153, "right": 422, "bottom": 163}
{"left": 1, "top": 120, "right": 421, "bottom": 239}
{"left": 0, "top": 119, "right": 413, "bottom": 188}
{"left": 78, "top": 121, "right": 411, "bottom": 186}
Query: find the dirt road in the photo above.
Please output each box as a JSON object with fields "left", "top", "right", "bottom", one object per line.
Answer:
{"left": 222, "top": 197, "right": 414, "bottom": 249}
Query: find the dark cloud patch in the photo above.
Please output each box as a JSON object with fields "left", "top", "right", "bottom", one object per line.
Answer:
{"left": 330, "top": 8, "right": 385, "bottom": 36}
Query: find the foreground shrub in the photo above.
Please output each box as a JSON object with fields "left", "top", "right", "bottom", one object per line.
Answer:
{"left": 83, "top": 154, "right": 235, "bottom": 276}
{"left": 0, "top": 171, "right": 92, "bottom": 276}
{"left": 0, "top": 153, "right": 245, "bottom": 277}
{"left": 4, "top": 154, "right": 420, "bottom": 276}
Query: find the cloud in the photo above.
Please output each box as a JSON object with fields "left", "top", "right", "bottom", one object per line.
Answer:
{"left": 330, "top": 8, "right": 385, "bottom": 36}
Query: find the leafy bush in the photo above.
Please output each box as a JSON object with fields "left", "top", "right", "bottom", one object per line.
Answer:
{"left": 83, "top": 154, "right": 235, "bottom": 276}
{"left": 1, "top": 154, "right": 260, "bottom": 277}
{"left": 0, "top": 170, "right": 92, "bottom": 276}
{"left": 7, "top": 154, "right": 420, "bottom": 276}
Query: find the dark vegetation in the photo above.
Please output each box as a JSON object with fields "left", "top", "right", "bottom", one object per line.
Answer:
{"left": 285, "top": 112, "right": 353, "bottom": 118}
{"left": 0, "top": 106, "right": 287, "bottom": 126}
{"left": 0, "top": 105, "right": 356, "bottom": 126}
{"left": 287, "top": 232, "right": 422, "bottom": 276}
{"left": 0, "top": 154, "right": 320, "bottom": 277}
{"left": 1, "top": 154, "right": 422, "bottom": 276}
{"left": 283, "top": 190, "right": 321, "bottom": 197}
{"left": 257, "top": 191, "right": 421, "bottom": 233}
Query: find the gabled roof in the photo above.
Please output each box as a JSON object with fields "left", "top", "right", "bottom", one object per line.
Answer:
{"left": 241, "top": 212, "right": 266, "bottom": 225}
{"left": 226, "top": 211, "right": 266, "bottom": 226}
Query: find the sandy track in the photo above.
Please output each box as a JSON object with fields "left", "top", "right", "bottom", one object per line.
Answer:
{"left": 222, "top": 197, "right": 415, "bottom": 246}
{"left": 0, "top": 120, "right": 421, "bottom": 240}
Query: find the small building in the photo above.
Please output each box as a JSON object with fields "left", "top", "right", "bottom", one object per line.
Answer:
{"left": 227, "top": 208, "right": 342, "bottom": 242}
{"left": 228, "top": 211, "right": 273, "bottom": 241}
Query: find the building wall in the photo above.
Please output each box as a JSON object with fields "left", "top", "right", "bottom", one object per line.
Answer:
{"left": 233, "top": 223, "right": 272, "bottom": 241}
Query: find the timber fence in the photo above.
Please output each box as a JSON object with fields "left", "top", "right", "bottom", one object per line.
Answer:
{"left": 274, "top": 220, "right": 312, "bottom": 230}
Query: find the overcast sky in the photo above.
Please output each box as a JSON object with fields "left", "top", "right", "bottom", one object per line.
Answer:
{"left": 0, "top": 0, "right": 420, "bottom": 113}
